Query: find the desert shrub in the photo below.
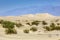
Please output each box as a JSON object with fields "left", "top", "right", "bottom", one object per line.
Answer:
{"left": 26, "top": 23, "right": 31, "bottom": 25}
{"left": 43, "top": 24, "right": 60, "bottom": 31}
{"left": 54, "top": 26, "right": 60, "bottom": 30}
{"left": 42, "top": 21, "right": 47, "bottom": 25}
{"left": 15, "top": 23, "right": 23, "bottom": 28}
{"left": 0, "top": 20, "right": 17, "bottom": 34}
{"left": 23, "top": 29, "right": 29, "bottom": 33}
{"left": 43, "top": 24, "right": 56, "bottom": 31}
{"left": 5, "top": 28, "right": 17, "bottom": 34}
{"left": 43, "top": 26, "right": 51, "bottom": 31}
{"left": 57, "top": 23, "right": 60, "bottom": 25}
{"left": 30, "top": 27, "right": 37, "bottom": 32}
{"left": 49, "top": 23, "right": 56, "bottom": 31}
{"left": 50, "top": 23, "right": 55, "bottom": 28}
{"left": 2, "top": 21, "right": 15, "bottom": 29}
{"left": 31, "top": 21, "right": 40, "bottom": 26}
{"left": 0, "top": 20, "right": 4, "bottom": 24}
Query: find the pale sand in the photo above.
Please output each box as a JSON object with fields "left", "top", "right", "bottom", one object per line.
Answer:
{"left": 0, "top": 13, "right": 60, "bottom": 40}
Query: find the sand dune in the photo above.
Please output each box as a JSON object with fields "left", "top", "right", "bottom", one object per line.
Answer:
{"left": 0, "top": 13, "right": 60, "bottom": 40}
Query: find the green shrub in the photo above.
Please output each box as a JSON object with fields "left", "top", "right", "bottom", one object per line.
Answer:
{"left": 30, "top": 27, "right": 37, "bottom": 32}
{"left": 23, "top": 29, "right": 29, "bottom": 33}
{"left": 31, "top": 21, "right": 40, "bottom": 26}
{"left": 15, "top": 23, "right": 23, "bottom": 28}
{"left": 42, "top": 21, "right": 47, "bottom": 25}
{"left": 5, "top": 28, "right": 17, "bottom": 34}
{"left": 2, "top": 21, "right": 15, "bottom": 29}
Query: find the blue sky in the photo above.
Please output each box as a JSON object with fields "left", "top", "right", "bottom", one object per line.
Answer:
{"left": 0, "top": 0, "right": 60, "bottom": 16}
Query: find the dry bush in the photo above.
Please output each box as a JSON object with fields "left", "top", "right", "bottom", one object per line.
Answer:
{"left": 23, "top": 29, "right": 29, "bottom": 33}
{"left": 42, "top": 21, "right": 47, "bottom": 25}
{"left": 43, "top": 26, "right": 51, "bottom": 31}
{"left": 30, "top": 27, "right": 37, "bottom": 32}
{"left": 57, "top": 23, "right": 60, "bottom": 25}
{"left": 43, "top": 23, "right": 60, "bottom": 31}
{"left": 50, "top": 23, "right": 55, "bottom": 28}
{"left": 31, "top": 21, "right": 40, "bottom": 26}
{"left": 15, "top": 23, "right": 23, "bottom": 28}
{"left": 54, "top": 26, "right": 60, "bottom": 30}
{"left": 5, "top": 28, "right": 17, "bottom": 34}
{"left": 26, "top": 22, "right": 31, "bottom": 25}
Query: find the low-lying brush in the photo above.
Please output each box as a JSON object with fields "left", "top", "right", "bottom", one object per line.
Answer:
{"left": 42, "top": 21, "right": 47, "bottom": 25}
{"left": 26, "top": 22, "right": 31, "bottom": 25}
{"left": 43, "top": 26, "right": 51, "bottom": 31}
{"left": 0, "top": 20, "right": 4, "bottom": 24}
{"left": 15, "top": 23, "right": 23, "bottom": 28}
{"left": 54, "top": 26, "right": 60, "bottom": 30}
{"left": 0, "top": 20, "right": 17, "bottom": 34}
{"left": 30, "top": 27, "right": 37, "bottom": 32}
{"left": 5, "top": 28, "right": 17, "bottom": 34}
{"left": 23, "top": 29, "right": 29, "bottom": 33}
{"left": 31, "top": 21, "right": 40, "bottom": 26}
{"left": 43, "top": 23, "right": 60, "bottom": 31}
{"left": 1, "top": 21, "right": 15, "bottom": 29}
{"left": 50, "top": 23, "right": 55, "bottom": 28}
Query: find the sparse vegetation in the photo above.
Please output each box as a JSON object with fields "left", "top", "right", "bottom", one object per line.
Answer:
{"left": 54, "top": 26, "right": 60, "bottom": 30}
{"left": 50, "top": 23, "right": 55, "bottom": 28}
{"left": 0, "top": 18, "right": 60, "bottom": 35}
{"left": 43, "top": 26, "right": 51, "bottom": 31}
{"left": 26, "top": 22, "right": 31, "bottom": 25}
{"left": 5, "top": 28, "right": 17, "bottom": 34}
{"left": 31, "top": 21, "right": 40, "bottom": 26}
{"left": 42, "top": 21, "right": 47, "bottom": 25}
{"left": 2, "top": 21, "right": 15, "bottom": 29}
{"left": 49, "top": 23, "right": 56, "bottom": 31}
{"left": 0, "top": 20, "right": 18, "bottom": 34}
{"left": 43, "top": 23, "right": 60, "bottom": 31}
{"left": 15, "top": 23, "right": 23, "bottom": 28}
{"left": 23, "top": 29, "right": 29, "bottom": 33}
{"left": 30, "top": 27, "right": 37, "bottom": 32}
{"left": 1, "top": 21, "right": 18, "bottom": 34}
{"left": 0, "top": 20, "right": 4, "bottom": 24}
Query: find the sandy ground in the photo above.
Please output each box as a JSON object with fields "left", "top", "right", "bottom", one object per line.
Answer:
{"left": 0, "top": 32, "right": 60, "bottom": 40}
{"left": 0, "top": 13, "right": 60, "bottom": 40}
